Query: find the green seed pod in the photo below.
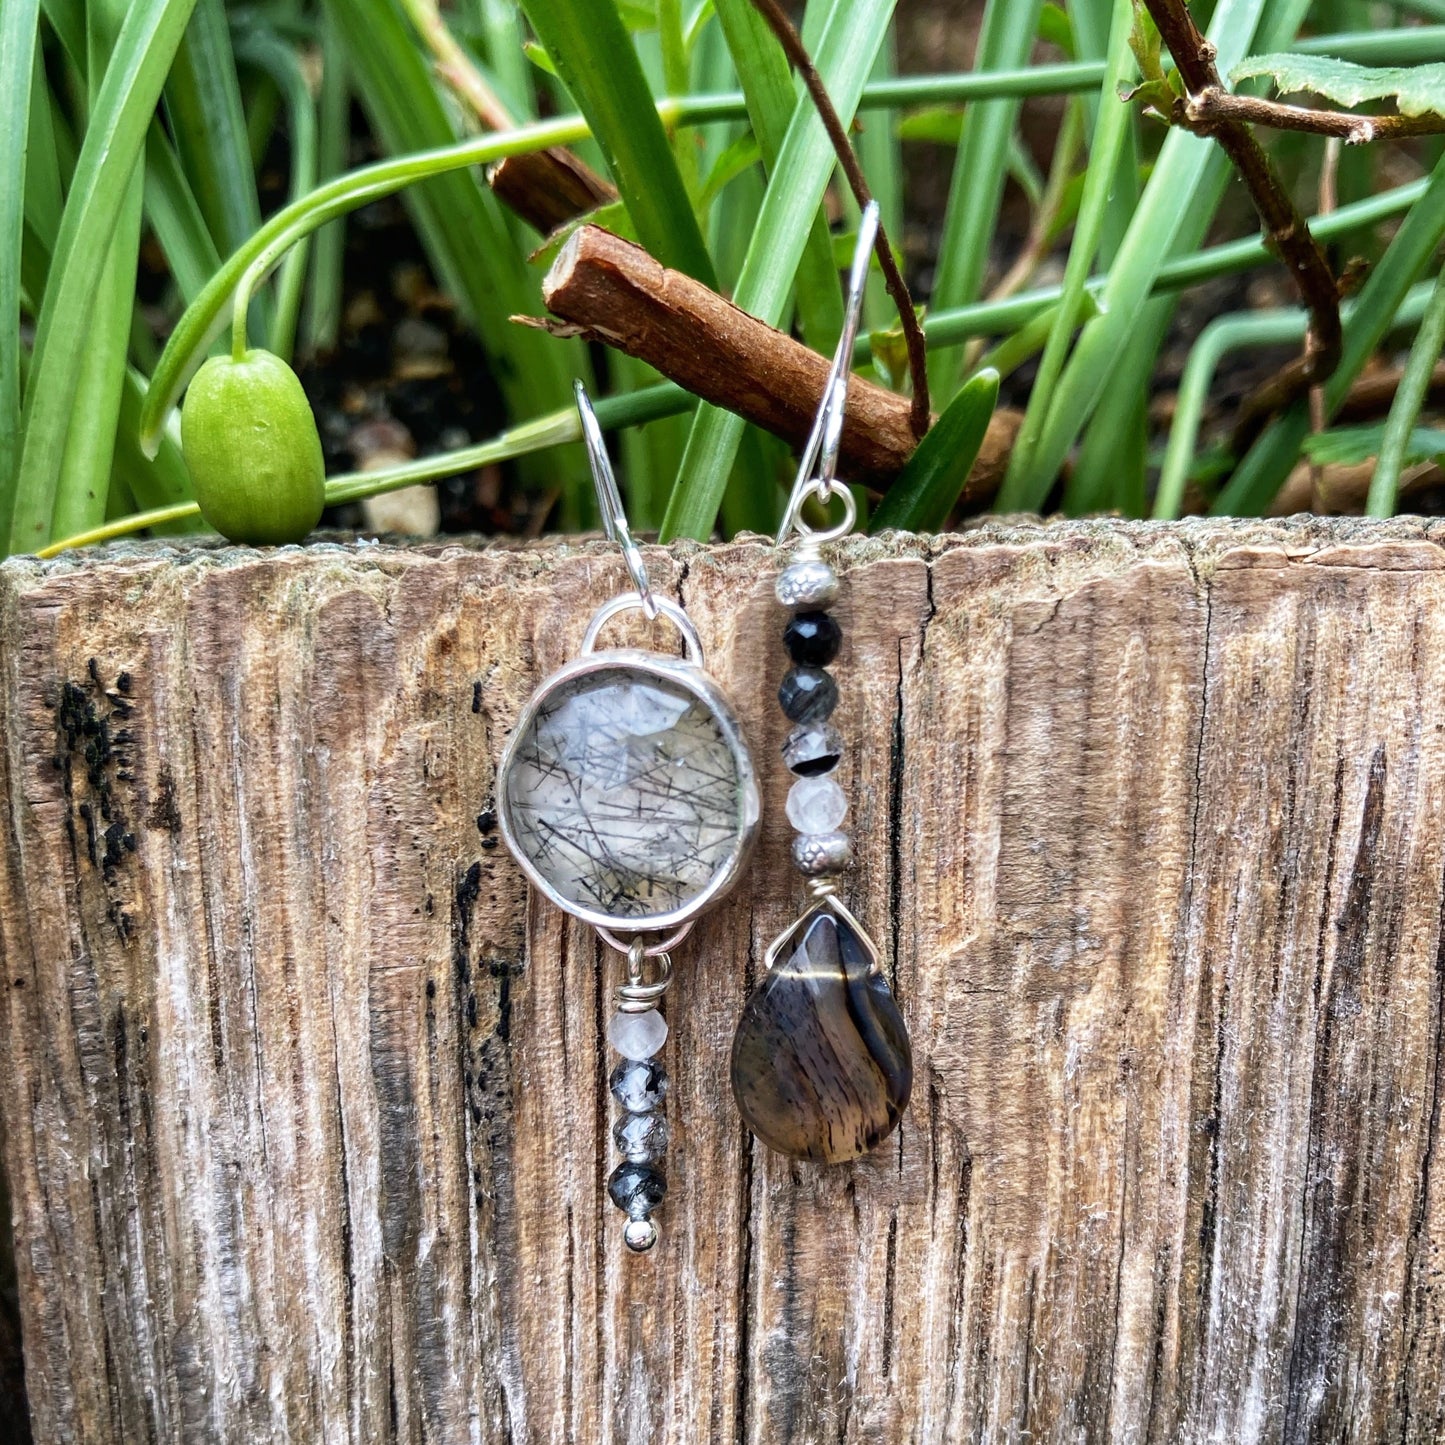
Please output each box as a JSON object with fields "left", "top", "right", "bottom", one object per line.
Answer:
{"left": 181, "top": 348, "right": 326, "bottom": 545}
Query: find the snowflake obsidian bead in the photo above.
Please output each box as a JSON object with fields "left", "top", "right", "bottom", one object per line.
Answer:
{"left": 608, "top": 1161, "right": 667, "bottom": 1219}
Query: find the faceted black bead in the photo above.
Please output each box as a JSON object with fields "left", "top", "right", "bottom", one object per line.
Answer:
{"left": 778, "top": 666, "right": 838, "bottom": 723}
{"left": 607, "top": 1160, "right": 667, "bottom": 1219}
{"left": 783, "top": 610, "right": 842, "bottom": 667}
{"left": 609, "top": 1058, "right": 669, "bottom": 1113}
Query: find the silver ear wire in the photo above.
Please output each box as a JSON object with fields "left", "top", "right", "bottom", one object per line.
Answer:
{"left": 575, "top": 380, "right": 658, "bottom": 619}
{"left": 777, "top": 200, "right": 880, "bottom": 546}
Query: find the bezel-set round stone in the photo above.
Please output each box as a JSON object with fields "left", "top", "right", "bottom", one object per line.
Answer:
{"left": 498, "top": 650, "right": 759, "bottom": 931}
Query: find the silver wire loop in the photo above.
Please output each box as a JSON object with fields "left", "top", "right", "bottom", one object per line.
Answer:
{"left": 575, "top": 380, "right": 657, "bottom": 620}
{"left": 777, "top": 201, "right": 880, "bottom": 546}
{"left": 597, "top": 918, "right": 695, "bottom": 958}
{"left": 581, "top": 594, "right": 706, "bottom": 667}
{"left": 616, "top": 938, "right": 674, "bottom": 1012}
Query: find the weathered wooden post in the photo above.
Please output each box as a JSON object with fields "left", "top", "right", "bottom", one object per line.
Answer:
{"left": 2, "top": 519, "right": 1444, "bottom": 1442}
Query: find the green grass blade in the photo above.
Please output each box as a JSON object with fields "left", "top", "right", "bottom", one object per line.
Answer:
{"left": 871, "top": 369, "right": 999, "bottom": 534}
{"left": 713, "top": 0, "right": 842, "bottom": 352}
{"left": 163, "top": 0, "right": 269, "bottom": 329}
{"left": 1000, "top": 0, "right": 1274, "bottom": 512}
{"left": 659, "top": 0, "right": 895, "bottom": 542}
{"left": 1368, "top": 263, "right": 1445, "bottom": 517}
{"left": 926, "top": 0, "right": 1045, "bottom": 397}
{"left": 301, "top": 8, "right": 349, "bottom": 356}
{"left": 23, "top": 42, "right": 64, "bottom": 245}
{"left": 519, "top": 0, "right": 715, "bottom": 285}
{"left": 162, "top": 0, "right": 258, "bottom": 249}
{"left": 1215, "top": 148, "right": 1445, "bottom": 516}
{"left": 233, "top": 27, "right": 318, "bottom": 361}
{"left": 327, "top": 0, "right": 590, "bottom": 521}
{"left": 996, "top": 0, "right": 1134, "bottom": 513}
{"left": 0, "top": 0, "right": 41, "bottom": 530}
{"left": 143, "top": 122, "right": 225, "bottom": 306}
{"left": 7, "top": 0, "right": 200, "bottom": 555}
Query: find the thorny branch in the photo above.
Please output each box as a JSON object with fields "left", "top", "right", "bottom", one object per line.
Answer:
{"left": 1139, "top": 0, "right": 1343, "bottom": 426}
{"left": 746, "top": 0, "right": 932, "bottom": 439}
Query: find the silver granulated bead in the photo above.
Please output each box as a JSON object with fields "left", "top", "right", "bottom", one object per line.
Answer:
{"left": 792, "top": 831, "right": 854, "bottom": 875}
{"left": 775, "top": 557, "right": 839, "bottom": 609}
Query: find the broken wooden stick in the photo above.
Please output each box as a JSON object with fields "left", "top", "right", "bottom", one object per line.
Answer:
{"left": 532, "top": 225, "right": 1019, "bottom": 498}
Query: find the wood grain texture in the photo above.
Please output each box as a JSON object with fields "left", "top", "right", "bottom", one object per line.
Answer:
{"left": 3, "top": 519, "right": 1445, "bottom": 1443}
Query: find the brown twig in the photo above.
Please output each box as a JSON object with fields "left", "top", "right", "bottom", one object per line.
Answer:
{"left": 745, "top": 0, "right": 930, "bottom": 439}
{"left": 529, "top": 226, "right": 1020, "bottom": 499}
{"left": 1142, "top": 0, "right": 1342, "bottom": 419}
{"left": 1186, "top": 88, "right": 1445, "bottom": 143}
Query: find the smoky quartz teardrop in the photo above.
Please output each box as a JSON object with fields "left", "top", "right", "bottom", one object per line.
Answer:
{"left": 730, "top": 906, "right": 911, "bottom": 1163}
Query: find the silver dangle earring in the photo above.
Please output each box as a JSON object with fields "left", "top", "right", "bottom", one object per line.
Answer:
{"left": 730, "top": 204, "right": 913, "bottom": 1163}
{"left": 498, "top": 384, "right": 760, "bottom": 1249}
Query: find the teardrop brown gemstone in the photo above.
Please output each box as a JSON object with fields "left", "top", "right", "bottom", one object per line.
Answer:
{"left": 730, "top": 906, "right": 912, "bottom": 1163}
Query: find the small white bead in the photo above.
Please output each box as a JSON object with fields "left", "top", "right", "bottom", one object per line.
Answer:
{"left": 608, "top": 1008, "right": 668, "bottom": 1061}
{"left": 786, "top": 775, "right": 849, "bottom": 834}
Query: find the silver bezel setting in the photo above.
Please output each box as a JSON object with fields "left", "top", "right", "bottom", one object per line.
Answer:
{"left": 497, "top": 647, "right": 760, "bottom": 935}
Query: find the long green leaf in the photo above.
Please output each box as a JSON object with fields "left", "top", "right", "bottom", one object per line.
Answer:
{"left": 1001, "top": 0, "right": 1273, "bottom": 511}
{"left": 0, "top": 0, "right": 41, "bottom": 529}
{"left": 997, "top": 0, "right": 1134, "bottom": 513}
{"left": 1368, "top": 263, "right": 1445, "bottom": 516}
{"left": 659, "top": 0, "right": 895, "bottom": 542}
{"left": 1215, "top": 147, "right": 1445, "bottom": 515}
{"left": 327, "top": 0, "right": 589, "bottom": 520}
{"left": 712, "top": 0, "right": 841, "bottom": 350}
{"left": 1232, "top": 52, "right": 1445, "bottom": 118}
{"left": 871, "top": 369, "right": 999, "bottom": 534}
{"left": 7, "top": 0, "right": 200, "bottom": 555}
{"left": 143, "top": 123, "right": 224, "bottom": 306}
{"left": 927, "top": 0, "right": 1045, "bottom": 397}
{"left": 519, "top": 0, "right": 714, "bottom": 284}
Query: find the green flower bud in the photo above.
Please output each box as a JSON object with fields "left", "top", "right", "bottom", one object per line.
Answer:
{"left": 181, "top": 348, "right": 326, "bottom": 545}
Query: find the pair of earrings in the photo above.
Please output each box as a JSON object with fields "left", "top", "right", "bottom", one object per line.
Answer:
{"left": 496, "top": 209, "right": 912, "bottom": 1252}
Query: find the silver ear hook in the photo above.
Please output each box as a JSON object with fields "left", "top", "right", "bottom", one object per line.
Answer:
{"left": 575, "top": 380, "right": 658, "bottom": 620}
{"left": 777, "top": 200, "right": 880, "bottom": 546}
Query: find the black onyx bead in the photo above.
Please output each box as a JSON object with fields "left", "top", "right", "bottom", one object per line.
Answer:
{"left": 610, "top": 1058, "right": 668, "bottom": 1113}
{"left": 778, "top": 666, "right": 838, "bottom": 723}
{"left": 607, "top": 1161, "right": 667, "bottom": 1219}
{"left": 783, "top": 610, "right": 842, "bottom": 667}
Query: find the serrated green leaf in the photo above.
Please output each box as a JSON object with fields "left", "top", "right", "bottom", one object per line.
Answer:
{"left": 1230, "top": 52, "right": 1445, "bottom": 119}
{"left": 870, "top": 369, "right": 999, "bottom": 534}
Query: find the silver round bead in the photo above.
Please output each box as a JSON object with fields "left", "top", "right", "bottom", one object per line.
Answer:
{"left": 791, "top": 831, "right": 854, "bottom": 876}
{"left": 775, "top": 558, "right": 839, "bottom": 609}
{"left": 623, "top": 1217, "right": 659, "bottom": 1252}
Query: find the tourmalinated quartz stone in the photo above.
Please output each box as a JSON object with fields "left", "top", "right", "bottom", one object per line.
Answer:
{"left": 607, "top": 1007, "right": 668, "bottom": 1061}
{"left": 781, "top": 722, "right": 843, "bottom": 778}
{"left": 731, "top": 906, "right": 911, "bottom": 1163}
{"left": 786, "top": 775, "right": 848, "bottom": 834}
{"left": 501, "top": 665, "right": 752, "bottom": 924}
{"left": 610, "top": 1058, "right": 669, "bottom": 1113}
{"left": 613, "top": 1110, "right": 669, "bottom": 1163}
{"left": 778, "top": 666, "right": 838, "bottom": 723}
{"left": 608, "top": 1161, "right": 667, "bottom": 1218}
